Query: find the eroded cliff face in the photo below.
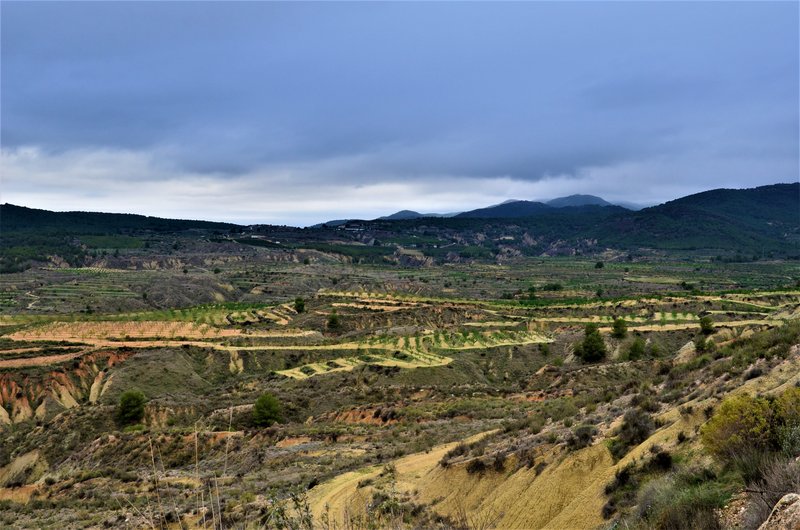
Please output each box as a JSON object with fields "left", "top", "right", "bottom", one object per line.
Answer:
{"left": 0, "top": 349, "right": 135, "bottom": 426}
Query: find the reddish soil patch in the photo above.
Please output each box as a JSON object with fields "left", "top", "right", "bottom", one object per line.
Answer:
{"left": 276, "top": 436, "right": 312, "bottom": 448}
{"left": 332, "top": 406, "right": 400, "bottom": 425}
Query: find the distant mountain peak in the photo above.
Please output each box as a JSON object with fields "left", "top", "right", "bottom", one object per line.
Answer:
{"left": 455, "top": 200, "right": 551, "bottom": 219}
{"left": 377, "top": 210, "right": 455, "bottom": 220}
{"left": 379, "top": 210, "right": 424, "bottom": 220}
{"left": 547, "top": 194, "right": 613, "bottom": 208}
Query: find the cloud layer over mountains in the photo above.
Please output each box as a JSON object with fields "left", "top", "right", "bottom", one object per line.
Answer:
{"left": 2, "top": 2, "right": 797, "bottom": 225}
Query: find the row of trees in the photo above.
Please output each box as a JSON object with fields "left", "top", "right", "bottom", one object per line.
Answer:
{"left": 574, "top": 316, "right": 714, "bottom": 363}
{"left": 573, "top": 317, "right": 627, "bottom": 363}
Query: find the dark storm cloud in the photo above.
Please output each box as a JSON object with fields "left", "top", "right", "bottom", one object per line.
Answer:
{"left": 1, "top": 1, "right": 797, "bottom": 224}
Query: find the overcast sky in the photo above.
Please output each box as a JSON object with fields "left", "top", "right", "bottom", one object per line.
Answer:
{"left": 2, "top": 2, "right": 798, "bottom": 225}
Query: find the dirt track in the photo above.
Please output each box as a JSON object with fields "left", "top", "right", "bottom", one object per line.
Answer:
{"left": 309, "top": 431, "right": 494, "bottom": 525}
{"left": 0, "top": 350, "right": 90, "bottom": 369}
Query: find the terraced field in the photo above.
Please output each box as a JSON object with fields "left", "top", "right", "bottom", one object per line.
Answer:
{"left": 0, "top": 268, "right": 155, "bottom": 311}
{"left": 0, "top": 306, "right": 552, "bottom": 378}
{"left": 276, "top": 329, "right": 551, "bottom": 379}
{"left": 1, "top": 287, "right": 796, "bottom": 379}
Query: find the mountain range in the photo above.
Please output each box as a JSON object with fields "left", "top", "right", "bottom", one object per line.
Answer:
{"left": 1, "top": 183, "right": 798, "bottom": 271}
{"left": 370, "top": 194, "right": 638, "bottom": 223}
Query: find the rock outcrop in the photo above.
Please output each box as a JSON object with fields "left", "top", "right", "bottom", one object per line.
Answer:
{"left": 759, "top": 493, "right": 800, "bottom": 530}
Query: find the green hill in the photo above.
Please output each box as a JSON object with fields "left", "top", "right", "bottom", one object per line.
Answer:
{"left": 0, "top": 204, "right": 242, "bottom": 273}
{"left": 595, "top": 183, "right": 799, "bottom": 253}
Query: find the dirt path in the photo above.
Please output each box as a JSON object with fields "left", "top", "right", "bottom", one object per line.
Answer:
{"left": 0, "top": 349, "right": 92, "bottom": 369}
{"left": 595, "top": 319, "right": 782, "bottom": 334}
{"left": 277, "top": 353, "right": 453, "bottom": 379}
{"left": 24, "top": 291, "right": 40, "bottom": 310}
{"left": 0, "top": 347, "right": 51, "bottom": 356}
{"left": 308, "top": 431, "right": 494, "bottom": 524}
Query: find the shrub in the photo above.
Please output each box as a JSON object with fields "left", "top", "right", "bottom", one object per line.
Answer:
{"left": 649, "top": 450, "right": 673, "bottom": 471}
{"left": 632, "top": 393, "right": 660, "bottom": 413}
{"left": 612, "top": 318, "right": 628, "bottom": 339}
{"left": 700, "top": 394, "right": 773, "bottom": 462}
{"left": 568, "top": 424, "right": 598, "bottom": 450}
{"left": 492, "top": 453, "right": 507, "bottom": 472}
{"left": 610, "top": 409, "right": 654, "bottom": 459}
{"left": 699, "top": 316, "right": 715, "bottom": 335}
{"left": 694, "top": 335, "right": 711, "bottom": 353}
{"left": 466, "top": 458, "right": 487, "bottom": 474}
{"left": 729, "top": 449, "right": 777, "bottom": 484}
{"left": 621, "top": 409, "right": 654, "bottom": 445}
{"left": 601, "top": 500, "right": 616, "bottom": 519}
{"left": 778, "top": 425, "right": 800, "bottom": 457}
{"left": 294, "top": 297, "right": 305, "bottom": 313}
{"left": 605, "top": 465, "right": 634, "bottom": 494}
{"left": 627, "top": 337, "right": 646, "bottom": 360}
{"left": 440, "top": 443, "right": 469, "bottom": 466}
{"left": 115, "top": 390, "right": 146, "bottom": 426}
{"left": 253, "top": 393, "right": 282, "bottom": 427}
{"left": 574, "top": 323, "right": 607, "bottom": 363}
{"left": 741, "top": 457, "right": 800, "bottom": 528}
{"left": 775, "top": 387, "right": 800, "bottom": 427}
{"left": 649, "top": 342, "right": 662, "bottom": 357}
{"left": 645, "top": 481, "right": 725, "bottom": 530}
{"left": 327, "top": 310, "right": 340, "bottom": 330}
{"left": 743, "top": 366, "right": 763, "bottom": 380}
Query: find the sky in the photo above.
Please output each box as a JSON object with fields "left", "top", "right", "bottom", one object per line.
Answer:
{"left": 1, "top": 1, "right": 798, "bottom": 226}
